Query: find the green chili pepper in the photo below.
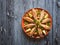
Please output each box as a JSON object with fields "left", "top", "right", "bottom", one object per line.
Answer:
{"left": 24, "top": 21, "right": 28, "bottom": 25}
{"left": 39, "top": 25, "right": 44, "bottom": 30}
{"left": 46, "top": 22, "right": 50, "bottom": 26}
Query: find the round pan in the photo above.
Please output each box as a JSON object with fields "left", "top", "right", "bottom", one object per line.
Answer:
{"left": 21, "top": 8, "right": 52, "bottom": 39}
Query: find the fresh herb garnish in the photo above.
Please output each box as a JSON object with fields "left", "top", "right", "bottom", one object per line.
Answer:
{"left": 46, "top": 22, "right": 50, "bottom": 26}
{"left": 24, "top": 21, "right": 28, "bottom": 25}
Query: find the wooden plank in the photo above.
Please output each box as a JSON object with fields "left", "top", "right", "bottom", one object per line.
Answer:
{"left": 22, "top": 0, "right": 33, "bottom": 11}
{"left": 56, "top": 1, "right": 60, "bottom": 44}
{"left": 45, "top": 0, "right": 53, "bottom": 45}
{"left": 14, "top": 0, "right": 27, "bottom": 45}
{"left": 0, "top": 0, "right": 7, "bottom": 45}
{"left": 0, "top": 0, "right": 3, "bottom": 44}
{"left": 0, "top": 0, "right": 2, "bottom": 26}
{"left": 52, "top": 0, "right": 57, "bottom": 45}
{"left": 0, "top": 0, "right": 2, "bottom": 44}
{"left": 1, "top": 0, "right": 15, "bottom": 45}
{"left": 37, "top": 0, "right": 46, "bottom": 9}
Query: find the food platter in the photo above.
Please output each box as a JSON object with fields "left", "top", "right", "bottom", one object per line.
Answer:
{"left": 22, "top": 8, "right": 52, "bottom": 39}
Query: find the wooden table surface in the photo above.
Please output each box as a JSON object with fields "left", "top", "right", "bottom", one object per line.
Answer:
{"left": 0, "top": 0, "right": 60, "bottom": 45}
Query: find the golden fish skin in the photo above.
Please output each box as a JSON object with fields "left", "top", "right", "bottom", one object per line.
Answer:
{"left": 42, "top": 18, "right": 51, "bottom": 23}
{"left": 29, "top": 27, "right": 35, "bottom": 36}
{"left": 32, "top": 9, "right": 37, "bottom": 20}
{"left": 24, "top": 24, "right": 35, "bottom": 28}
{"left": 40, "top": 24, "right": 50, "bottom": 30}
{"left": 23, "top": 17, "right": 34, "bottom": 22}
{"left": 40, "top": 10, "right": 45, "bottom": 21}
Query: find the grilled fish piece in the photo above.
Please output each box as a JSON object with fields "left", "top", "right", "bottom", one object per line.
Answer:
{"left": 23, "top": 17, "right": 34, "bottom": 22}
{"left": 32, "top": 9, "right": 37, "bottom": 20}
{"left": 38, "top": 28, "right": 44, "bottom": 38}
{"left": 40, "top": 10, "right": 45, "bottom": 21}
{"left": 42, "top": 18, "right": 51, "bottom": 23}
{"left": 24, "top": 24, "right": 35, "bottom": 28}
{"left": 40, "top": 24, "right": 50, "bottom": 30}
{"left": 29, "top": 27, "right": 35, "bottom": 36}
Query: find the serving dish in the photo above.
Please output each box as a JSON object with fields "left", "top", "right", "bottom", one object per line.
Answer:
{"left": 22, "top": 8, "right": 52, "bottom": 39}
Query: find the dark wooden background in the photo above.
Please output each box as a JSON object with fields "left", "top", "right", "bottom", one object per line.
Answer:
{"left": 0, "top": 0, "right": 60, "bottom": 45}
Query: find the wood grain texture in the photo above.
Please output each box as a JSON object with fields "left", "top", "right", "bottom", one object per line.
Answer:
{"left": 0, "top": 0, "right": 7, "bottom": 45}
{"left": 56, "top": 0, "right": 60, "bottom": 44}
{"left": 45, "top": 0, "right": 53, "bottom": 45}
{"left": 14, "top": 0, "right": 53, "bottom": 45}
{"left": 52, "top": 0, "right": 57, "bottom": 45}
{"left": 0, "top": 0, "right": 59, "bottom": 45}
